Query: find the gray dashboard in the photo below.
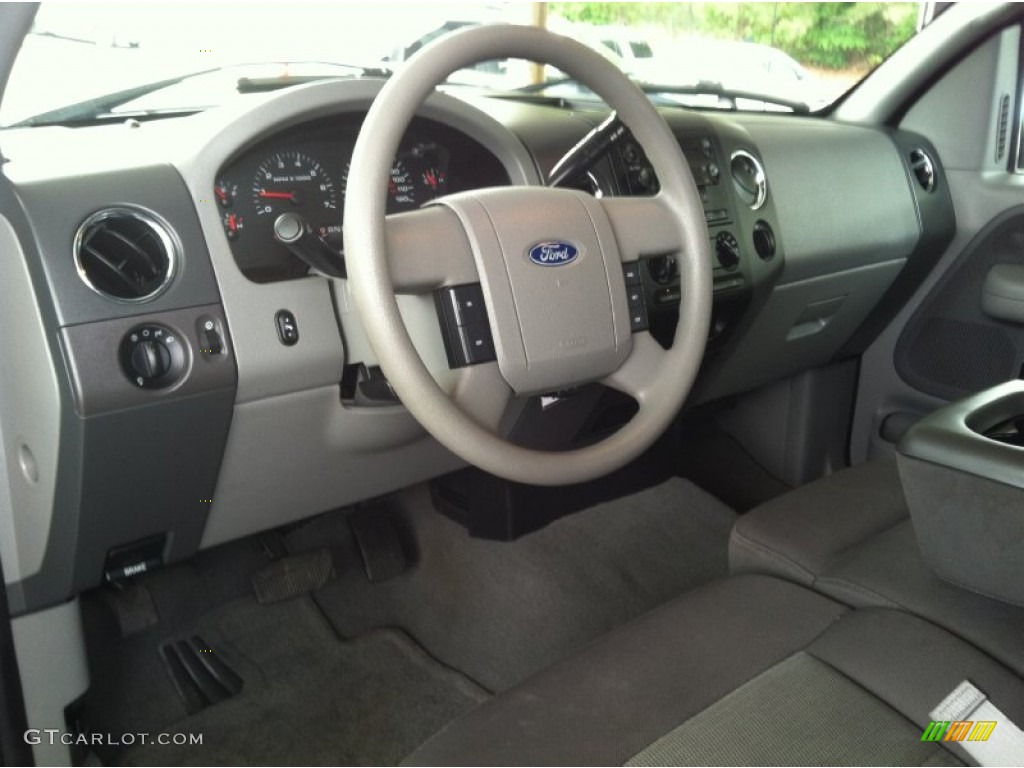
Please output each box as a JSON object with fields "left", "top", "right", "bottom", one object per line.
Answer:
{"left": 0, "top": 78, "right": 953, "bottom": 614}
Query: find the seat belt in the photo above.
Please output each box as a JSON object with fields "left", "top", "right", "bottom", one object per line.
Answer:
{"left": 927, "top": 680, "right": 1024, "bottom": 767}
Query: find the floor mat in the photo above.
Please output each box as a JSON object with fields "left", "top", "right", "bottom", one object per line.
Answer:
{"left": 289, "top": 477, "right": 737, "bottom": 692}
{"left": 113, "top": 597, "right": 486, "bottom": 766}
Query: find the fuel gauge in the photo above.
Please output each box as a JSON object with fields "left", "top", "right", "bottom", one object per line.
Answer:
{"left": 214, "top": 180, "right": 237, "bottom": 208}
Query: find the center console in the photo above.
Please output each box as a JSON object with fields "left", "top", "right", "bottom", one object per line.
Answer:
{"left": 897, "top": 379, "right": 1024, "bottom": 606}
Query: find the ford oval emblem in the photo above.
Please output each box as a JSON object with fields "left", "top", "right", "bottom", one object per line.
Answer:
{"left": 528, "top": 241, "right": 579, "bottom": 267}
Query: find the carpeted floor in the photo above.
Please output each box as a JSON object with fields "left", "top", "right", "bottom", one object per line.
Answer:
{"left": 114, "top": 597, "right": 487, "bottom": 766}
{"left": 289, "top": 477, "right": 737, "bottom": 692}
{"left": 81, "top": 476, "right": 737, "bottom": 765}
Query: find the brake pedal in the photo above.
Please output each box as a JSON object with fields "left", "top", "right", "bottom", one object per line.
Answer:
{"left": 250, "top": 548, "right": 334, "bottom": 604}
{"left": 100, "top": 581, "right": 159, "bottom": 637}
{"left": 349, "top": 507, "right": 408, "bottom": 583}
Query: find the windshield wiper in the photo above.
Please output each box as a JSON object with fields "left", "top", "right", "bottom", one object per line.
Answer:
{"left": 8, "top": 70, "right": 221, "bottom": 127}
{"left": 514, "top": 77, "right": 810, "bottom": 114}
{"left": 8, "top": 61, "right": 389, "bottom": 128}
{"left": 636, "top": 80, "right": 811, "bottom": 114}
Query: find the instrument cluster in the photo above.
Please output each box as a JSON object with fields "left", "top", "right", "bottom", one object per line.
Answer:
{"left": 215, "top": 115, "right": 509, "bottom": 282}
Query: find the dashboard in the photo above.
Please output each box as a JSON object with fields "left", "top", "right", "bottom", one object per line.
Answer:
{"left": 0, "top": 78, "right": 954, "bottom": 616}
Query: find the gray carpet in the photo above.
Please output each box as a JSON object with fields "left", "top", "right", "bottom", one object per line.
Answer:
{"left": 117, "top": 596, "right": 487, "bottom": 766}
{"left": 289, "top": 477, "right": 737, "bottom": 692}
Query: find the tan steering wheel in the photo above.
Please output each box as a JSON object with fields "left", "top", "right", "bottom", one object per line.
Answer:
{"left": 342, "top": 24, "right": 712, "bottom": 486}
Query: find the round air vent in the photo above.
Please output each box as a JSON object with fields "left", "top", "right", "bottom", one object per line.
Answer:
{"left": 909, "top": 148, "right": 937, "bottom": 193}
{"left": 729, "top": 150, "right": 767, "bottom": 210}
{"left": 74, "top": 207, "right": 178, "bottom": 302}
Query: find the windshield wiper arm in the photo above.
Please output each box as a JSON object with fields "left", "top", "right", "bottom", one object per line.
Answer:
{"left": 8, "top": 69, "right": 222, "bottom": 127}
{"left": 9, "top": 61, "right": 389, "bottom": 128}
{"left": 635, "top": 80, "right": 811, "bottom": 114}
{"left": 513, "top": 76, "right": 810, "bottom": 114}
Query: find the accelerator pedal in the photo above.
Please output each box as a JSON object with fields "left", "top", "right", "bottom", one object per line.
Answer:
{"left": 250, "top": 548, "right": 334, "bottom": 605}
{"left": 349, "top": 506, "right": 408, "bottom": 583}
{"left": 159, "top": 636, "right": 243, "bottom": 715}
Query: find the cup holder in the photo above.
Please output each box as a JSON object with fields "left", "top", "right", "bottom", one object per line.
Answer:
{"left": 983, "top": 415, "right": 1024, "bottom": 446}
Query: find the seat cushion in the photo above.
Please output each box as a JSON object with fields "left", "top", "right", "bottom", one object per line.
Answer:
{"left": 403, "top": 574, "right": 1023, "bottom": 766}
{"left": 730, "top": 459, "right": 1024, "bottom": 677}
{"left": 729, "top": 459, "right": 909, "bottom": 585}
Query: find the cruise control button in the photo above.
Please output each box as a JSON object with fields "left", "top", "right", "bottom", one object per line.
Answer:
{"left": 629, "top": 309, "right": 649, "bottom": 332}
{"left": 626, "top": 286, "right": 644, "bottom": 307}
{"left": 446, "top": 284, "right": 487, "bottom": 326}
{"left": 457, "top": 323, "right": 496, "bottom": 365}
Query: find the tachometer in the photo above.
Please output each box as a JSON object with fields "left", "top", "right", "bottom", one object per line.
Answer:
{"left": 252, "top": 150, "right": 337, "bottom": 218}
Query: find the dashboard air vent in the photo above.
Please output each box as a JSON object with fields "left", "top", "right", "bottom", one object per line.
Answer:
{"left": 74, "top": 208, "right": 177, "bottom": 301}
{"left": 909, "top": 148, "right": 937, "bottom": 193}
{"left": 729, "top": 150, "right": 766, "bottom": 210}
{"left": 995, "top": 93, "right": 1010, "bottom": 162}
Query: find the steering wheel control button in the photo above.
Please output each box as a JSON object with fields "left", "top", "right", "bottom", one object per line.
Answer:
{"left": 626, "top": 286, "right": 644, "bottom": 308}
{"left": 435, "top": 284, "right": 498, "bottom": 368}
{"left": 457, "top": 323, "right": 497, "bottom": 366}
{"left": 622, "top": 262, "right": 642, "bottom": 286}
{"left": 120, "top": 324, "right": 186, "bottom": 389}
{"left": 440, "top": 284, "right": 487, "bottom": 327}
{"left": 629, "top": 307, "right": 649, "bottom": 333}
{"left": 275, "top": 310, "right": 299, "bottom": 346}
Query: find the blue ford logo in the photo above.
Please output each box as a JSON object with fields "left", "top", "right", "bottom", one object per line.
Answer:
{"left": 528, "top": 241, "right": 579, "bottom": 267}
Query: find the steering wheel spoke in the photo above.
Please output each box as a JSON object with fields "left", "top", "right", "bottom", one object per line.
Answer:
{"left": 450, "top": 362, "right": 514, "bottom": 433}
{"left": 384, "top": 206, "right": 478, "bottom": 292}
{"left": 600, "top": 196, "right": 684, "bottom": 262}
{"left": 600, "top": 331, "right": 666, "bottom": 404}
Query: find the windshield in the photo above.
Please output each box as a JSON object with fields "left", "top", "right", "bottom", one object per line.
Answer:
{"left": 0, "top": 2, "right": 921, "bottom": 127}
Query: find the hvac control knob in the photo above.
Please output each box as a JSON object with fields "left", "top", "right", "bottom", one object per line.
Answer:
{"left": 120, "top": 325, "right": 186, "bottom": 389}
{"left": 715, "top": 231, "right": 741, "bottom": 271}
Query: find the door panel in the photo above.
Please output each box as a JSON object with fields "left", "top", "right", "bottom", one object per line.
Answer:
{"left": 851, "top": 26, "right": 1024, "bottom": 462}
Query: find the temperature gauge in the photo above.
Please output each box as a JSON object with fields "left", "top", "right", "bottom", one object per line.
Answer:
{"left": 421, "top": 167, "right": 447, "bottom": 198}
{"left": 223, "top": 212, "right": 244, "bottom": 240}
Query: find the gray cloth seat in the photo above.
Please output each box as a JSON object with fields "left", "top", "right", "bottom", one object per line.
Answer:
{"left": 403, "top": 573, "right": 1024, "bottom": 766}
{"left": 730, "top": 458, "right": 1024, "bottom": 678}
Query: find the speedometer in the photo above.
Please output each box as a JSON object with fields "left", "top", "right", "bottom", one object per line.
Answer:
{"left": 340, "top": 158, "right": 419, "bottom": 212}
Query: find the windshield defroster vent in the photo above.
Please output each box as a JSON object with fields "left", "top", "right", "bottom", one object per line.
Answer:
{"left": 74, "top": 207, "right": 178, "bottom": 301}
{"left": 909, "top": 148, "right": 937, "bottom": 193}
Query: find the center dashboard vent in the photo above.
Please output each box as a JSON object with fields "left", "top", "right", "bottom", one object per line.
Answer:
{"left": 909, "top": 148, "right": 937, "bottom": 193}
{"left": 729, "top": 150, "right": 767, "bottom": 210}
{"left": 74, "top": 207, "right": 178, "bottom": 301}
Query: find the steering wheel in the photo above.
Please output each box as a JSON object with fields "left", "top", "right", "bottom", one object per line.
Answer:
{"left": 342, "top": 25, "right": 711, "bottom": 486}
